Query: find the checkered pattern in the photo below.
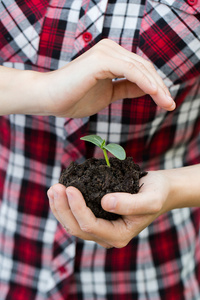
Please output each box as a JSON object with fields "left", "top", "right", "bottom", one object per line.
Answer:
{"left": 0, "top": 0, "right": 200, "bottom": 299}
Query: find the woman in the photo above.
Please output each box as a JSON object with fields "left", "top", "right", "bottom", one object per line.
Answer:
{"left": 0, "top": 1, "right": 199, "bottom": 299}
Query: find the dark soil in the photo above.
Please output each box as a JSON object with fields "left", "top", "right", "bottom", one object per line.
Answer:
{"left": 59, "top": 157, "right": 147, "bottom": 221}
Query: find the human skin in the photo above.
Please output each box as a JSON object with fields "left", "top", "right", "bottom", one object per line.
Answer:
{"left": 1, "top": 38, "right": 181, "bottom": 249}
{"left": 0, "top": 39, "right": 175, "bottom": 117}
{"left": 48, "top": 164, "right": 200, "bottom": 249}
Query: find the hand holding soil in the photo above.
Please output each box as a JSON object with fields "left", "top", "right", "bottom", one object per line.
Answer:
{"left": 48, "top": 163, "right": 200, "bottom": 248}
{"left": 48, "top": 170, "right": 174, "bottom": 248}
{"left": 48, "top": 136, "right": 170, "bottom": 248}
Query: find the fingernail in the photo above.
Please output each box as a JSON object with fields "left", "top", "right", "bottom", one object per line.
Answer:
{"left": 66, "top": 189, "right": 72, "bottom": 201}
{"left": 166, "top": 94, "right": 174, "bottom": 103}
{"left": 47, "top": 189, "right": 54, "bottom": 204}
{"left": 106, "top": 196, "right": 117, "bottom": 212}
{"left": 53, "top": 189, "right": 58, "bottom": 200}
{"left": 168, "top": 101, "right": 176, "bottom": 110}
{"left": 165, "top": 94, "right": 175, "bottom": 109}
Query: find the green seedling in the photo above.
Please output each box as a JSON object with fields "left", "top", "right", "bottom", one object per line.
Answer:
{"left": 80, "top": 134, "right": 126, "bottom": 167}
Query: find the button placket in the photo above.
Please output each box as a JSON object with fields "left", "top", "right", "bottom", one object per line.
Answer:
{"left": 72, "top": 1, "right": 108, "bottom": 56}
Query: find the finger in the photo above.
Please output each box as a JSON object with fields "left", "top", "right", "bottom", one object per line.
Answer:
{"left": 67, "top": 186, "right": 133, "bottom": 247}
{"left": 149, "top": 87, "right": 176, "bottom": 111}
{"left": 48, "top": 185, "right": 66, "bottom": 226}
{"left": 48, "top": 184, "right": 80, "bottom": 235}
{"left": 66, "top": 186, "right": 106, "bottom": 234}
{"left": 86, "top": 43, "right": 158, "bottom": 93}
{"left": 131, "top": 60, "right": 174, "bottom": 109}
{"left": 112, "top": 79, "right": 175, "bottom": 112}
{"left": 97, "top": 39, "right": 175, "bottom": 110}
{"left": 67, "top": 187, "right": 157, "bottom": 248}
{"left": 101, "top": 39, "right": 171, "bottom": 96}
{"left": 118, "top": 59, "right": 175, "bottom": 110}
{"left": 96, "top": 56, "right": 175, "bottom": 110}
{"left": 112, "top": 79, "right": 145, "bottom": 100}
{"left": 48, "top": 184, "right": 89, "bottom": 237}
{"left": 103, "top": 57, "right": 157, "bottom": 93}
{"left": 101, "top": 191, "right": 162, "bottom": 216}
{"left": 48, "top": 185, "right": 112, "bottom": 248}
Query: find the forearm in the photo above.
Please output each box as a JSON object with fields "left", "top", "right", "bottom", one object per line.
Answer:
{"left": 0, "top": 66, "right": 45, "bottom": 115}
{"left": 161, "top": 164, "right": 200, "bottom": 212}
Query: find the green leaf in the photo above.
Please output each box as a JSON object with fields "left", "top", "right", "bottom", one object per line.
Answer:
{"left": 80, "top": 135, "right": 104, "bottom": 148}
{"left": 104, "top": 143, "right": 126, "bottom": 160}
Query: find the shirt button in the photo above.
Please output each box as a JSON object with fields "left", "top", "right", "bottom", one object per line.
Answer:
{"left": 82, "top": 32, "right": 93, "bottom": 43}
{"left": 187, "top": 0, "right": 197, "bottom": 5}
{"left": 58, "top": 266, "right": 66, "bottom": 275}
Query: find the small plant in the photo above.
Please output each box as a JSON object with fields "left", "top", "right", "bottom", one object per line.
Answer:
{"left": 80, "top": 135, "right": 126, "bottom": 167}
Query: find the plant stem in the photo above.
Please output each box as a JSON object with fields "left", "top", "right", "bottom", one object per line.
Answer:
{"left": 103, "top": 148, "right": 110, "bottom": 167}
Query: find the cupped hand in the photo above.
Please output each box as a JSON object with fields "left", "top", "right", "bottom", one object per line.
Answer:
{"left": 47, "top": 171, "right": 176, "bottom": 248}
{"left": 40, "top": 39, "right": 175, "bottom": 118}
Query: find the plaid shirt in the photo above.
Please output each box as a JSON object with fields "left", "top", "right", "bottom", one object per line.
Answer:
{"left": 0, "top": 0, "right": 200, "bottom": 299}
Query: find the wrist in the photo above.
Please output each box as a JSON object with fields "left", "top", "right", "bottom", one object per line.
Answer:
{"left": 0, "top": 66, "right": 46, "bottom": 115}
{"left": 161, "top": 164, "right": 200, "bottom": 211}
{"left": 15, "top": 69, "right": 46, "bottom": 115}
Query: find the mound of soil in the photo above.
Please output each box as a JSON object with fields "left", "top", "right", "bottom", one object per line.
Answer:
{"left": 59, "top": 157, "right": 147, "bottom": 220}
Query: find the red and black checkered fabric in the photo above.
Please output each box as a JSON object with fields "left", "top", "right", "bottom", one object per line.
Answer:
{"left": 0, "top": 0, "right": 200, "bottom": 299}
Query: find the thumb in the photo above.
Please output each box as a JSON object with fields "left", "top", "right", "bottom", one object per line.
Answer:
{"left": 101, "top": 191, "right": 161, "bottom": 216}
